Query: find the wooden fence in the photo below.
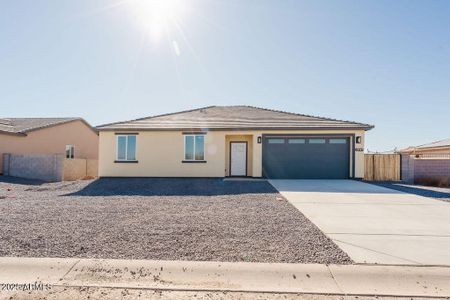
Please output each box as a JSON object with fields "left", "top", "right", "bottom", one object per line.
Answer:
{"left": 364, "top": 154, "right": 401, "bottom": 181}
{"left": 63, "top": 159, "right": 98, "bottom": 181}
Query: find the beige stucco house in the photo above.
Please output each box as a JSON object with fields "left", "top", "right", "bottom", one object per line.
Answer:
{"left": 0, "top": 118, "right": 98, "bottom": 174}
{"left": 399, "top": 138, "right": 450, "bottom": 157}
{"left": 97, "top": 106, "right": 373, "bottom": 179}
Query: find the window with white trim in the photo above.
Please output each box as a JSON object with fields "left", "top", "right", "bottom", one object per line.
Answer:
{"left": 184, "top": 135, "right": 205, "bottom": 161}
{"left": 116, "top": 135, "right": 137, "bottom": 161}
{"left": 65, "top": 145, "right": 74, "bottom": 159}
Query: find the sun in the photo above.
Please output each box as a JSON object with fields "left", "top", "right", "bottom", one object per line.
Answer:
{"left": 129, "top": 0, "right": 186, "bottom": 41}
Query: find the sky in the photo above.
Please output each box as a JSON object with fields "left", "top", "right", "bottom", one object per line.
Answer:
{"left": 0, "top": 0, "right": 449, "bottom": 152}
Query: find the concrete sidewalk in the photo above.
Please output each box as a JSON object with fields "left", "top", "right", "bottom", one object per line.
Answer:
{"left": 0, "top": 257, "right": 450, "bottom": 298}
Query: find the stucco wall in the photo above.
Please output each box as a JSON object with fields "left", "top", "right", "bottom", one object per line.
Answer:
{"left": 0, "top": 120, "right": 98, "bottom": 173}
{"left": 98, "top": 130, "right": 366, "bottom": 178}
{"left": 354, "top": 134, "right": 365, "bottom": 179}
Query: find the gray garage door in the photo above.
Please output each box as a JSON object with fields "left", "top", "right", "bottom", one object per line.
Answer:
{"left": 262, "top": 136, "right": 350, "bottom": 179}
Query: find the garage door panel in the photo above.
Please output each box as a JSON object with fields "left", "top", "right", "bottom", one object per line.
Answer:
{"left": 262, "top": 137, "right": 350, "bottom": 179}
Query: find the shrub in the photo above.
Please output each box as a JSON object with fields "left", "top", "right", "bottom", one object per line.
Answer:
{"left": 415, "top": 176, "right": 450, "bottom": 188}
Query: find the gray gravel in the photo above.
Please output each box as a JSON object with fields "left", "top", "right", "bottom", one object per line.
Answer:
{"left": 0, "top": 177, "right": 351, "bottom": 264}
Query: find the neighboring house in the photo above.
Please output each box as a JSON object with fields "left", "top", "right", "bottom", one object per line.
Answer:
{"left": 399, "top": 138, "right": 450, "bottom": 157}
{"left": 0, "top": 118, "right": 98, "bottom": 174}
{"left": 399, "top": 138, "right": 450, "bottom": 184}
{"left": 97, "top": 106, "right": 373, "bottom": 179}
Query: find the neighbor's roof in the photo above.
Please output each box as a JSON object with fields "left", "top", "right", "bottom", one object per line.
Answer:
{"left": 0, "top": 118, "right": 95, "bottom": 135}
{"left": 97, "top": 106, "right": 374, "bottom": 131}
{"left": 400, "top": 138, "right": 450, "bottom": 152}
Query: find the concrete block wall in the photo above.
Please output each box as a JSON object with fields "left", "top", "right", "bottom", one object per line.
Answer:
{"left": 401, "top": 154, "right": 450, "bottom": 183}
{"left": 401, "top": 155, "right": 415, "bottom": 183}
{"left": 414, "top": 159, "right": 450, "bottom": 179}
{"left": 2, "top": 153, "right": 64, "bottom": 182}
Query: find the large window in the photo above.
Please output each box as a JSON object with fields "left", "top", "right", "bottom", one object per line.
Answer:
{"left": 116, "top": 135, "right": 137, "bottom": 161}
{"left": 184, "top": 135, "right": 205, "bottom": 161}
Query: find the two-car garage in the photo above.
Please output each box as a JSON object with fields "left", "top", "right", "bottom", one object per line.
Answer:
{"left": 262, "top": 135, "right": 352, "bottom": 179}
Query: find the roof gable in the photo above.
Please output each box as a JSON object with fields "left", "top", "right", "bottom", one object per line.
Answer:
{"left": 0, "top": 118, "right": 96, "bottom": 135}
{"left": 97, "top": 106, "right": 374, "bottom": 131}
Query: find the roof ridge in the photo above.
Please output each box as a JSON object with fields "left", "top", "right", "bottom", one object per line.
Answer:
{"left": 96, "top": 106, "right": 217, "bottom": 128}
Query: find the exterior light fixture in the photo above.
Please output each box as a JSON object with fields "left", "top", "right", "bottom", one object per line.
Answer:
{"left": 257, "top": 136, "right": 262, "bottom": 144}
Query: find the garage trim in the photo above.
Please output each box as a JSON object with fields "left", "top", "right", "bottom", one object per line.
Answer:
{"left": 262, "top": 133, "right": 355, "bottom": 178}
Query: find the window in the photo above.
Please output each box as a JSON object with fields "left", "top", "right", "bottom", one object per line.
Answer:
{"left": 65, "top": 145, "right": 74, "bottom": 159}
{"left": 267, "top": 138, "right": 285, "bottom": 144}
{"left": 288, "top": 139, "right": 306, "bottom": 144}
{"left": 329, "top": 139, "right": 347, "bottom": 144}
{"left": 116, "top": 135, "right": 137, "bottom": 161}
{"left": 184, "top": 135, "right": 205, "bottom": 161}
{"left": 309, "top": 139, "right": 326, "bottom": 144}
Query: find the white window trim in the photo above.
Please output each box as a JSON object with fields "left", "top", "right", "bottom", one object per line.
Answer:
{"left": 116, "top": 135, "right": 137, "bottom": 161}
{"left": 183, "top": 134, "right": 205, "bottom": 161}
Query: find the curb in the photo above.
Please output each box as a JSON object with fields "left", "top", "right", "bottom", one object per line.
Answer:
{"left": 0, "top": 257, "right": 449, "bottom": 297}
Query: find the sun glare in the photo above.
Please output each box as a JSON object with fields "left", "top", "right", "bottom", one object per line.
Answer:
{"left": 130, "top": 0, "right": 186, "bottom": 41}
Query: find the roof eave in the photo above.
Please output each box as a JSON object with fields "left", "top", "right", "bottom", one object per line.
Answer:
{"left": 0, "top": 130, "right": 27, "bottom": 136}
{"left": 97, "top": 126, "right": 374, "bottom": 132}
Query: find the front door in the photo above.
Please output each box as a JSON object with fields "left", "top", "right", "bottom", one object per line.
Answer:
{"left": 230, "top": 142, "right": 247, "bottom": 176}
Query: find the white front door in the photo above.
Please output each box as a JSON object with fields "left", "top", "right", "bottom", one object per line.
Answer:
{"left": 230, "top": 142, "right": 247, "bottom": 176}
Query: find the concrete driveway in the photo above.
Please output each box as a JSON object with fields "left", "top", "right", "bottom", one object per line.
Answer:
{"left": 269, "top": 180, "right": 450, "bottom": 265}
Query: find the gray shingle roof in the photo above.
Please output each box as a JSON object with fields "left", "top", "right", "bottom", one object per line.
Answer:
{"left": 0, "top": 118, "right": 82, "bottom": 135}
{"left": 97, "top": 106, "right": 374, "bottom": 131}
{"left": 399, "top": 138, "right": 450, "bottom": 153}
{"left": 416, "top": 138, "right": 450, "bottom": 149}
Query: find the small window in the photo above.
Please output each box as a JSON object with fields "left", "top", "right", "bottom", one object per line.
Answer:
{"left": 116, "top": 135, "right": 137, "bottom": 161}
{"left": 329, "top": 139, "right": 347, "bottom": 144}
{"left": 65, "top": 145, "right": 74, "bottom": 159}
{"left": 268, "top": 138, "right": 285, "bottom": 144}
{"left": 288, "top": 139, "right": 305, "bottom": 144}
{"left": 309, "top": 139, "right": 326, "bottom": 144}
{"left": 184, "top": 135, "right": 205, "bottom": 161}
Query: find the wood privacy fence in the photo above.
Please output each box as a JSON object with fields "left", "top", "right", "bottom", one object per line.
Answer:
{"left": 364, "top": 154, "right": 401, "bottom": 181}
{"left": 63, "top": 158, "right": 98, "bottom": 181}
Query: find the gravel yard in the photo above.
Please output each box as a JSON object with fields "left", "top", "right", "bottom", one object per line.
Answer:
{"left": 0, "top": 177, "right": 351, "bottom": 264}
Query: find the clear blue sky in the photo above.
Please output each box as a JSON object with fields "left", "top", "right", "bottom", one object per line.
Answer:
{"left": 1, "top": 0, "right": 449, "bottom": 151}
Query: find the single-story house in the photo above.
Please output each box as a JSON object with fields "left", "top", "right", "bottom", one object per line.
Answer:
{"left": 399, "top": 138, "right": 450, "bottom": 157}
{"left": 399, "top": 138, "right": 450, "bottom": 185}
{"left": 0, "top": 118, "right": 98, "bottom": 174}
{"left": 96, "top": 106, "right": 374, "bottom": 179}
